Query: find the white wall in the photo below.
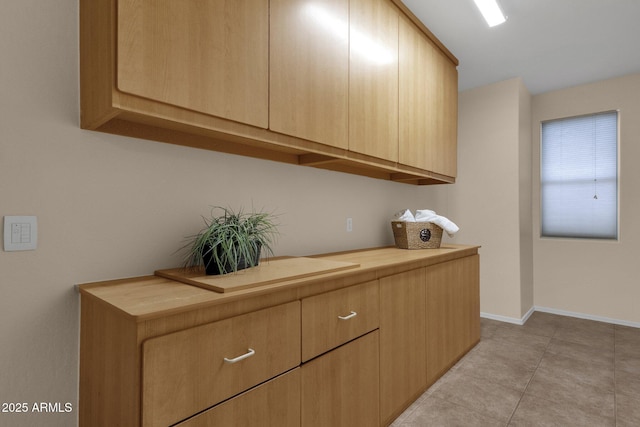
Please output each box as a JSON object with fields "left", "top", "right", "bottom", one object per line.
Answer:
{"left": 532, "top": 73, "right": 640, "bottom": 324}
{"left": 0, "top": 1, "right": 442, "bottom": 425}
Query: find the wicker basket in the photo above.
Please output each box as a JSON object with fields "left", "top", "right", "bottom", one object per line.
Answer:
{"left": 391, "top": 221, "right": 443, "bottom": 249}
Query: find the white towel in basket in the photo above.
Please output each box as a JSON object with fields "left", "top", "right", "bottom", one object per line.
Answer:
{"left": 392, "top": 209, "right": 416, "bottom": 222}
{"left": 415, "top": 210, "right": 459, "bottom": 237}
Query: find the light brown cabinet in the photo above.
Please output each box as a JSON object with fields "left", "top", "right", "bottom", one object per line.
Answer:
{"left": 301, "top": 280, "right": 379, "bottom": 362}
{"left": 270, "top": 0, "right": 349, "bottom": 148}
{"left": 426, "top": 254, "right": 481, "bottom": 384}
{"left": 116, "top": 0, "right": 269, "bottom": 129}
{"left": 80, "top": 0, "right": 459, "bottom": 185}
{"left": 302, "top": 331, "right": 380, "bottom": 427}
{"left": 79, "top": 245, "right": 479, "bottom": 426}
{"left": 348, "top": 0, "right": 400, "bottom": 161}
{"left": 141, "top": 302, "right": 300, "bottom": 426}
{"left": 379, "top": 268, "right": 427, "bottom": 425}
{"left": 399, "top": 14, "right": 458, "bottom": 177}
{"left": 300, "top": 281, "right": 380, "bottom": 426}
{"left": 175, "top": 370, "right": 301, "bottom": 427}
{"left": 378, "top": 254, "right": 480, "bottom": 423}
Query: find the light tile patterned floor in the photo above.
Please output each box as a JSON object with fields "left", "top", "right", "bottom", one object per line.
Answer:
{"left": 391, "top": 312, "right": 640, "bottom": 426}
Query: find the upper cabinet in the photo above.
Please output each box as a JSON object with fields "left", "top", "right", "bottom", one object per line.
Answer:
{"left": 399, "top": 14, "right": 458, "bottom": 177}
{"left": 80, "top": 0, "right": 458, "bottom": 185}
{"left": 348, "top": 0, "right": 399, "bottom": 161}
{"left": 270, "top": 0, "right": 349, "bottom": 149}
{"left": 117, "top": 0, "right": 269, "bottom": 128}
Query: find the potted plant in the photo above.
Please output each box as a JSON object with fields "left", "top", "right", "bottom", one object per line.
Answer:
{"left": 182, "top": 206, "right": 279, "bottom": 275}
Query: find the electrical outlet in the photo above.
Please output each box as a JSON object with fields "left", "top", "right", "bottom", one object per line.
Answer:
{"left": 346, "top": 217, "right": 353, "bottom": 232}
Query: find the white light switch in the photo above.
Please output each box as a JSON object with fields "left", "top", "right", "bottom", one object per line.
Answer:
{"left": 4, "top": 216, "right": 38, "bottom": 251}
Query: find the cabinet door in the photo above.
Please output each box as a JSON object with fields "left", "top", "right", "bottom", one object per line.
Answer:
{"left": 301, "top": 331, "right": 379, "bottom": 427}
{"left": 399, "top": 15, "right": 458, "bottom": 176}
{"left": 141, "top": 301, "right": 300, "bottom": 427}
{"left": 348, "top": 0, "right": 399, "bottom": 161}
{"left": 117, "top": 0, "right": 269, "bottom": 128}
{"left": 270, "top": 0, "right": 349, "bottom": 148}
{"left": 426, "top": 255, "right": 480, "bottom": 385}
{"left": 379, "top": 269, "right": 427, "bottom": 425}
{"left": 176, "top": 369, "right": 300, "bottom": 427}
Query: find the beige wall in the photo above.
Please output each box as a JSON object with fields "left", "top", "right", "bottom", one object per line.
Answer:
{"left": 449, "top": 72, "right": 640, "bottom": 325}
{"left": 0, "top": 1, "right": 440, "bottom": 425}
{"left": 447, "top": 72, "right": 640, "bottom": 325}
{"left": 442, "top": 78, "right": 533, "bottom": 321}
{"left": 519, "top": 82, "right": 534, "bottom": 317}
{"left": 6, "top": 0, "right": 639, "bottom": 424}
{"left": 532, "top": 73, "right": 640, "bottom": 324}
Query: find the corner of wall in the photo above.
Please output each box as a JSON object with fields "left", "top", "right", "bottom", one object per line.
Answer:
{"left": 518, "top": 80, "right": 534, "bottom": 318}
{"left": 456, "top": 77, "right": 534, "bottom": 321}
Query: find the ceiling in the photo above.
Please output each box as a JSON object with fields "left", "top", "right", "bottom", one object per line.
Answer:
{"left": 403, "top": 0, "right": 640, "bottom": 95}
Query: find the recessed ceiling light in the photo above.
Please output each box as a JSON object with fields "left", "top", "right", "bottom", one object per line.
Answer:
{"left": 473, "top": 0, "right": 507, "bottom": 27}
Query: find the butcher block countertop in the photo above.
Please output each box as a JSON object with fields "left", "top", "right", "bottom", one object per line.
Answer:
{"left": 78, "top": 244, "right": 479, "bottom": 322}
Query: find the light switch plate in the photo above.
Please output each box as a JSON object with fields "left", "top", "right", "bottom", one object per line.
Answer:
{"left": 4, "top": 216, "right": 38, "bottom": 251}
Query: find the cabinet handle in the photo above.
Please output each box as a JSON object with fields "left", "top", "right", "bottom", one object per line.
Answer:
{"left": 223, "top": 348, "right": 255, "bottom": 364}
{"left": 338, "top": 311, "right": 357, "bottom": 320}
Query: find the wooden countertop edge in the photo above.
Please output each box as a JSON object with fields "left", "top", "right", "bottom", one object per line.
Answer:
{"left": 77, "top": 245, "right": 480, "bottom": 322}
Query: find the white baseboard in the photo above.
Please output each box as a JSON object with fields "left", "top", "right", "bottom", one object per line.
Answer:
{"left": 534, "top": 306, "right": 640, "bottom": 328}
{"left": 480, "top": 312, "right": 526, "bottom": 326}
{"left": 521, "top": 306, "right": 536, "bottom": 324}
{"left": 482, "top": 306, "right": 640, "bottom": 329}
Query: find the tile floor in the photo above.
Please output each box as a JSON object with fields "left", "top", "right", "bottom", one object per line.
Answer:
{"left": 391, "top": 312, "right": 640, "bottom": 426}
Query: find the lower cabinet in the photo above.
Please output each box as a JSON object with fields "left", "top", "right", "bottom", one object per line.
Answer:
{"left": 141, "top": 302, "right": 301, "bottom": 426}
{"left": 426, "top": 254, "right": 480, "bottom": 384}
{"left": 301, "top": 331, "right": 380, "bottom": 427}
{"left": 301, "top": 280, "right": 379, "bottom": 362}
{"left": 176, "top": 369, "right": 301, "bottom": 427}
{"left": 78, "top": 247, "right": 480, "bottom": 427}
{"left": 379, "top": 255, "right": 481, "bottom": 424}
{"left": 379, "top": 268, "right": 427, "bottom": 425}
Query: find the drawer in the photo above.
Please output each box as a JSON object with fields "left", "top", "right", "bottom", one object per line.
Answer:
{"left": 176, "top": 369, "right": 301, "bottom": 427}
{"left": 141, "top": 301, "right": 300, "bottom": 427}
{"left": 301, "top": 280, "right": 379, "bottom": 361}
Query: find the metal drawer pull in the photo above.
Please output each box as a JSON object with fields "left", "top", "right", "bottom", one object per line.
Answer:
{"left": 224, "top": 348, "right": 255, "bottom": 364}
{"left": 338, "top": 311, "right": 357, "bottom": 320}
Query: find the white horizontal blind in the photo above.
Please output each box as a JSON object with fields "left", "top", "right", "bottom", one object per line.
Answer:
{"left": 541, "top": 111, "right": 618, "bottom": 239}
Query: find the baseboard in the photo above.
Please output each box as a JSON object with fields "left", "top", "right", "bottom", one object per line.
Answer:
{"left": 482, "top": 306, "right": 640, "bottom": 329}
{"left": 534, "top": 306, "right": 640, "bottom": 328}
{"left": 521, "top": 306, "right": 536, "bottom": 324}
{"left": 480, "top": 312, "right": 526, "bottom": 326}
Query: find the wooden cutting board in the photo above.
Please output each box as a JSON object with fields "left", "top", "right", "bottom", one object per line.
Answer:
{"left": 155, "top": 257, "right": 360, "bottom": 293}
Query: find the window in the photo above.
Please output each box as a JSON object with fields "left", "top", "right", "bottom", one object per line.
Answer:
{"left": 541, "top": 111, "right": 618, "bottom": 239}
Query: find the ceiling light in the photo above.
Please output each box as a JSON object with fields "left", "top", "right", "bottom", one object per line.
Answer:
{"left": 473, "top": 0, "right": 506, "bottom": 27}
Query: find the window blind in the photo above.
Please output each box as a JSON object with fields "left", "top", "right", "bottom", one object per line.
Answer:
{"left": 541, "top": 111, "right": 618, "bottom": 239}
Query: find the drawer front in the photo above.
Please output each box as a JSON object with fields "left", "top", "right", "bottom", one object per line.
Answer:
{"left": 301, "top": 280, "right": 379, "bottom": 361}
{"left": 176, "top": 369, "right": 301, "bottom": 427}
{"left": 142, "top": 301, "right": 300, "bottom": 427}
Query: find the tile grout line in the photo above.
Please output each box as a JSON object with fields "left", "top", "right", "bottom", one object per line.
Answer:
{"left": 503, "top": 325, "right": 559, "bottom": 426}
